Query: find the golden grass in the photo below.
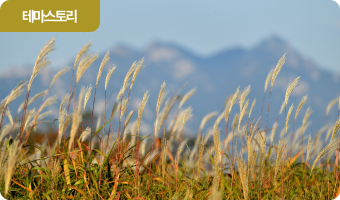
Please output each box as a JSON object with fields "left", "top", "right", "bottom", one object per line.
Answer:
{"left": 1, "top": 39, "right": 340, "bottom": 200}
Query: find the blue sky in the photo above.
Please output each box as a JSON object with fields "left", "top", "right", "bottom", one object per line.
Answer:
{"left": 0, "top": 0, "right": 340, "bottom": 73}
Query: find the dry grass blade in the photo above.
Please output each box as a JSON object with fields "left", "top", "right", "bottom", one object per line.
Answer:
{"left": 36, "top": 110, "right": 54, "bottom": 122}
{"left": 0, "top": 123, "right": 19, "bottom": 142}
{"left": 239, "top": 85, "right": 251, "bottom": 112}
{"left": 60, "top": 93, "right": 71, "bottom": 112}
{"left": 58, "top": 108, "right": 67, "bottom": 144}
{"left": 238, "top": 99, "right": 249, "bottom": 131}
{"left": 156, "top": 95, "right": 180, "bottom": 138}
{"left": 249, "top": 98, "right": 256, "bottom": 118}
{"left": 179, "top": 87, "right": 197, "bottom": 109}
{"left": 271, "top": 53, "right": 286, "bottom": 90}
{"left": 271, "top": 122, "right": 278, "bottom": 144}
{"left": 6, "top": 108, "right": 13, "bottom": 125}
{"left": 119, "top": 98, "right": 129, "bottom": 121}
{"left": 18, "top": 90, "right": 47, "bottom": 113}
{"left": 264, "top": 69, "right": 274, "bottom": 92}
{"left": 170, "top": 110, "right": 185, "bottom": 134}
{"left": 279, "top": 100, "right": 285, "bottom": 115}
{"left": 50, "top": 67, "right": 71, "bottom": 88}
{"left": 84, "top": 84, "right": 92, "bottom": 109}
{"left": 156, "top": 81, "right": 166, "bottom": 115}
{"left": 285, "top": 104, "right": 294, "bottom": 128}
{"left": 123, "top": 62, "right": 136, "bottom": 91}
{"left": 199, "top": 111, "right": 218, "bottom": 131}
{"left": 68, "top": 87, "right": 85, "bottom": 151}
{"left": 295, "top": 95, "right": 308, "bottom": 120}
{"left": 74, "top": 41, "right": 92, "bottom": 70}
{"left": 232, "top": 113, "right": 238, "bottom": 134}
{"left": 223, "top": 94, "right": 233, "bottom": 108}
{"left": 6, "top": 80, "right": 27, "bottom": 107}
{"left": 105, "top": 64, "right": 117, "bottom": 91}
{"left": 285, "top": 77, "right": 300, "bottom": 107}
{"left": 138, "top": 91, "right": 150, "bottom": 131}
{"left": 182, "top": 107, "right": 193, "bottom": 130}
{"left": 330, "top": 116, "right": 340, "bottom": 141}
{"left": 130, "top": 58, "right": 144, "bottom": 91}
{"left": 326, "top": 97, "right": 340, "bottom": 116}
{"left": 80, "top": 127, "right": 91, "bottom": 142}
{"left": 23, "top": 108, "right": 36, "bottom": 131}
{"left": 225, "top": 86, "right": 240, "bottom": 123}
{"left": 76, "top": 52, "right": 99, "bottom": 84}
{"left": 38, "top": 95, "right": 57, "bottom": 113}
{"left": 28, "top": 38, "right": 56, "bottom": 91}
{"left": 302, "top": 107, "right": 313, "bottom": 129}
{"left": 311, "top": 138, "right": 339, "bottom": 172}
{"left": 306, "top": 133, "right": 312, "bottom": 162}
{"left": 96, "top": 50, "right": 110, "bottom": 88}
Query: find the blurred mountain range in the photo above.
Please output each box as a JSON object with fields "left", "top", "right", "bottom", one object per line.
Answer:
{"left": 1, "top": 36, "right": 339, "bottom": 139}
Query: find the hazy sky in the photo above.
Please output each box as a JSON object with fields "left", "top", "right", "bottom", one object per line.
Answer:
{"left": 0, "top": 0, "right": 340, "bottom": 73}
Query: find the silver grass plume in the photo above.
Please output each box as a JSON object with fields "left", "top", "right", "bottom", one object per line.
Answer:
{"left": 238, "top": 99, "right": 249, "bottom": 131}
{"left": 96, "top": 50, "right": 110, "bottom": 88}
{"left": 249, "top": 98, "right": 256, "bottom": 118}
{"left": 156, "top": 81, "right": 166, "bottom": 115}
{"left": 138, "top": 91, "right": 150, "bottom": 132}
{"left": 28, "top": 38, "right": 55, "bottom": 91}
{"left": 84, "top": 84, "right": 92, "bottom": 109}
{"left": 270, "top": 53, "right": 286, "bottom": 90}
{"left": 105, "top": 64, "right": 117, "bottom": 91}
{"left": 130, "top": 58, "right": 144, "bottom": 91}
{"left": 76, "top": 52, "right": 99, "bottom": 84}
{"left": 264, "top": 69, "right": 274, "bottom": 93}
{"left": 74, "top": 41, "right": 92, "bottom": 70}
{"left": 285, "top": 77, "right": 300, "bottom": 107}
{"left": 330, "top": 116, "right": 340, "bottom": 141}
{"left": 295, "top": 95, "right": 308, "bottom": 120}
{"left": 50, "top": 67, "right": 71, "bottom": 88}
{"left": 199, "top": 111, "right": 218, "bottom": 131}
{"left": 79, "top": 127, "right": 91, "bottom": 142}
{"left": 326, "top": 97, "right": 340, "bottom": 116}
{"left": 18, "top": 90, "right": 47, "bottom": 113}
{"left": 179, "top": 87, "right": 197, "bottom": 109}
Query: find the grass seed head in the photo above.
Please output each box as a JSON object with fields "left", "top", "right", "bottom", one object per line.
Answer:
{"left": 105, "top": 64, "right": 117, "bottom": 91}
{"left": 179, "top": 87, "right": 197, "bottom": 109}
{"left": 96, "top": 50, "right": 110, "bottom": 88}
{"left": 76, "top": 52, "right": 99, "bottom": 84}
{"left": 271, "top": 53, "right": 286, "bottom": 90}
{"left": 137, "top": 91, "right": 150, "bottom": 132}
{"left": 84, "top": 84, "right": 92, "bottom": 109}
{"left": 326, "top": 97, "right": 340, "bottom": 116}
{"left": 156, "top": 81, "right": 166, "bottom": 115}
{"left": 249, "top": 98, "right": 256, "bottom": 118}
{"left": 130, "top": 58, "right": 144, "bottom": 91}
{"left": 74, "top": 40, "right": 92, "bottom": 70}
{"left": 50, "top": 67, "right": 71, "bottom": 88}
{"left": 200, "top": 111, "right": 218, "bottom": 131}
{"left": 264, "top": 69, "right": 274, "bottom": 93}
{"left": 28, "top": 37, "right": 55, "bottom": 91}
{"left": 285, "top": 76, "right": 300, "bottom": 107}
{"left": 295, "top": 94, "right": 308, "bottom": 120}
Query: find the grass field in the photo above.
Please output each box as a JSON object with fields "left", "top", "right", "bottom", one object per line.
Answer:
{"left": 0, "top": 38, "right": 340, "bottom": 199}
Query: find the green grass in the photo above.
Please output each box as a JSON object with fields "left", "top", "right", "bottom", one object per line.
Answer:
{"left": 0, "top": 38, "right": 340, "bottom": 199}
